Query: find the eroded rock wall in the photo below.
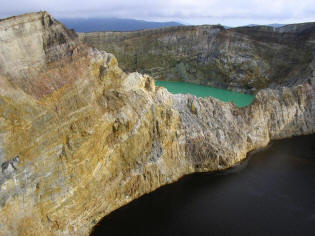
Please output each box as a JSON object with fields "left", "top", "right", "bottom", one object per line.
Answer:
{"left": 0, "top": 11, "right": 78, "bottom": 97}
{"left": 79, "top": 24, "right": 315, "bottom": 93}
{"left": 0, "top": 12, "right": 314, "bottom": 235}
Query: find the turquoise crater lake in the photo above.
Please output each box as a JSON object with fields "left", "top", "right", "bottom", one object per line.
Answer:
{"left": 155, "top": 80, "right": 254, "bottom": 108}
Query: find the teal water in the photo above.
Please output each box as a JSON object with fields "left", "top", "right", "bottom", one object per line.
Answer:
{"left": 155, "top": 80, "right": 254, "bottom": 107}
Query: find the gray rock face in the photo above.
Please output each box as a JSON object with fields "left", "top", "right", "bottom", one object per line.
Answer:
{"left": 79, "top": 24, "right": 315, "bottom": 93}
{"left": 0, "top": 11, "right": 78, "bottom": 98}
{"left": 1, "top": 156, "right": 19, "bottom": 173}
{"left": 170, "top": 83, "right": 314, "bottom": 171}
{"left": 0, "top": 12, "right": 77, "bottom": 79}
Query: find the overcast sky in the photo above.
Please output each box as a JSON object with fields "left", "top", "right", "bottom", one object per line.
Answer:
{"left": 1, "top": 0, "right": 315, "bottom": 26}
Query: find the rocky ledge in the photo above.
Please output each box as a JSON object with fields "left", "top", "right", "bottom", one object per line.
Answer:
{"left": 0, "top": 12, "right": 314, "bottom": 235}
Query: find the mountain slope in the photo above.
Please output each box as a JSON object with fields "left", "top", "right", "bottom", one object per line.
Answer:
{"left": 58, "top": 17, "right": 183, "bottom": 32}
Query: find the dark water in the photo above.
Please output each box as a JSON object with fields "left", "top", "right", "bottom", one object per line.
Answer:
{"left": 92, "top": 135, "right": 315, "bottom": 236}
{"left": 155, "top": 80, "right": 254, "bottom": 107}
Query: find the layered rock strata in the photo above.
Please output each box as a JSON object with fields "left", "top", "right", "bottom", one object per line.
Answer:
{"left": 79, "top": 23, "right": 315, "bottom": 93}
{"left": 0, "top": 12, "right": 314, "bottom": 235}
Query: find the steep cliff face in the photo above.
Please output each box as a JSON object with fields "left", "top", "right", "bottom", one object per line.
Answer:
{"left": 79, "top": 24, "right": 315, "bottom": 93}
{"left": 0, "top": 12, "right": 314, "bottom": 235}
{"left": 0, "top": 11, "right": 78, "bottom": 98}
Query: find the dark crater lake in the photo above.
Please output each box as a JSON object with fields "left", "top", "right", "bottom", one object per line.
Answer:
{"left": 92, "top": 134, "right": 315, "bottom": 236}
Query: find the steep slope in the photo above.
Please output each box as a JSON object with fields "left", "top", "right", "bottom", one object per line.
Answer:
{"left": 79, "top": 24, "right": 315, "bottom": 93}
{"left": 0, "top": 12, "right": 314, "bottom": 236}
{"left": 0, "top": 11, "right": 78, "bottom": 98}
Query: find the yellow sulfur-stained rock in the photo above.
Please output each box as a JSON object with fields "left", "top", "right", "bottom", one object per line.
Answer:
{"left": 0, "top": 12, "right": 314, "bottom": 235}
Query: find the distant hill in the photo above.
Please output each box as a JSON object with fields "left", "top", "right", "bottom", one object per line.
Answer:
{"left": 268, "top": 23, "right": 286, "bottom": 28}
{"left": 57, "top": 18, "right": 183, "bottom": 32}
{"left": 245, "top": 23, "right": 285, "bottom": 28}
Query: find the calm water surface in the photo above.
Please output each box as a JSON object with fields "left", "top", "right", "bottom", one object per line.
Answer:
{"left": 92, "top": 135, "right": 315, "bottom": 236}
{"left": 155, "top": 80, "right": 254, "bottom": 107}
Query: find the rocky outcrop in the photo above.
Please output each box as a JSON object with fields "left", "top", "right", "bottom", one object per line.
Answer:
{"left": 0, "top": 11, "right": 78, "bottom": 98}
{"left": 79, "top": 23, "right": 315, "bottom": 93}
{"left": 0, "top": 12, "right": 314, "bottom": 235}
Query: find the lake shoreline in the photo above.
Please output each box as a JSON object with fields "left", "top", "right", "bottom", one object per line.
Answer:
{"left": 92, "top": 134, "right": 315, "bottom": 236}
{"left": 155, "top": 80, "right": 255, "bottom": 107}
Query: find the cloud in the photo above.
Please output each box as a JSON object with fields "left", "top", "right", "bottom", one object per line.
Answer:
{"left": 1, "top": 0, "right": 315, "bottom": 26}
